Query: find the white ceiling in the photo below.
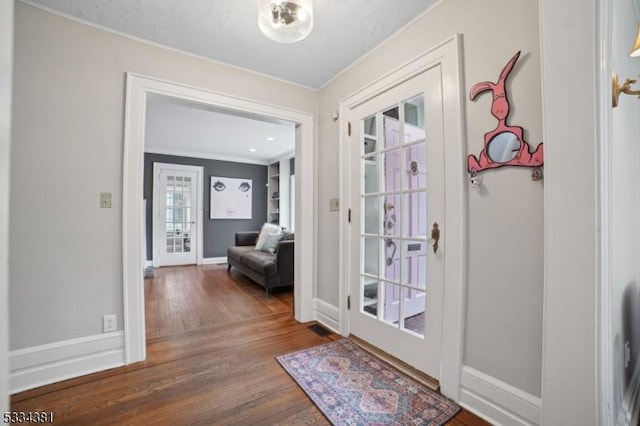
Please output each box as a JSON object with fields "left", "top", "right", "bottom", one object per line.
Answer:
{"left": 145, "top": 95, "right": 296, "bottom": 164}
{"left": 25, "top": 0, "right": 437, "bottom": 89}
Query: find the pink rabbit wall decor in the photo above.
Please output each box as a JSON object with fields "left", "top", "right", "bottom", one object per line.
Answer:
{"left": 467, "top": 51, "right": 543, "bottom": 181}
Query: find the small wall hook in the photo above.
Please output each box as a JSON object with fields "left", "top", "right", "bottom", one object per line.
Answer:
{"left": 531, "top": 167, "right": 543, "bottom": 182}
{"left": 469, "top": 170, "right": 481, "bottom": 189}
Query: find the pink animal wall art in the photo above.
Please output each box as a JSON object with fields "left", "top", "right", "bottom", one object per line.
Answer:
{"left": 467, "top": 51, "right": 543, "bottom": 181}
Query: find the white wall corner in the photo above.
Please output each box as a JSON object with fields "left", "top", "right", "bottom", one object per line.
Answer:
{"left": 9, "top": 332, "right": 125, "bottom": 394}
{"left": 202, "top": 257, "right": 228, "bottom": 265}
{"left": 0, "top": 0, "right": 13, "bottom": 414}
{"left": 459, "top": 366, "right": 542, "bottom": 426}
{"left": 313, "top": 298, "right": 340, "bottom": 334}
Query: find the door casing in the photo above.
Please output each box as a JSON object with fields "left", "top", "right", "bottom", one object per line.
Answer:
{"left": 338, "top": 34, "right": 466, "bottom": 399}
{"left": 123, "top": 73, "right": 316, "bottom": 364}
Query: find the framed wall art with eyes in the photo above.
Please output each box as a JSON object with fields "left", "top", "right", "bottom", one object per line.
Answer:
{"left": 210, "top": 176, "right": 253, "bottom": 219}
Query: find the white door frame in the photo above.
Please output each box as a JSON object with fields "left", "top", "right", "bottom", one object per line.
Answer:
{"left": 151, "top": 162, "right": 204, "bottom": 267}
{"left": 596, "top": 0, "right": 613, "bottom": 424}
{"left": 123, "top": 73, "right": 315, "bottom": 363}
{"left": 338, "top": 34, "right": 466, "bottom": 399}
{"left": 0, "top": 0, "right": 13, "bottom": 413}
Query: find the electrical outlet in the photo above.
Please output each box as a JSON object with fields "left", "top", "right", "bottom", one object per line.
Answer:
{"left": 103, "top": 314, "right": 117, "bottom": 332}
{"left": 100, "top": 192, "right": 112, "bottom": 208}
{"left": 329, "top": 198, "right": 339, "bottom": 211}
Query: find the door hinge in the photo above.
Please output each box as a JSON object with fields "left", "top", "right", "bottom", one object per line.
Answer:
{"left": 348, "top": 121, "right": 351, "bottom": 136}
{"left": 347, "top": 295, "right": 351, "bottom": 310}
{"left": 348, "top": 208, "right": 351, "bottom": 223}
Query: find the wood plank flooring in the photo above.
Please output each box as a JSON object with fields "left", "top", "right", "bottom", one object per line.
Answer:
{"left": 11, "top": 264, "right": 489, "bottom": 425}
{"left": 144, "top": 265, "right": 292, "bottom": 339}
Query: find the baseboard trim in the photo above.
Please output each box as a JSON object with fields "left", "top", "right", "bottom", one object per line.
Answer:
{"left": 10, "top": 332, "right": 125, "bottom": 394}
{"left": 145, "top": 260, "right": 153, "bottom": 268}
{"left": 202, "top": 257, "right": 227, "bottom": 265}
{"left": 313, "top": 298, "right": 340, "bottom": 334}
{"left": 459, "top": 366, "right": 542, "bottom": 426}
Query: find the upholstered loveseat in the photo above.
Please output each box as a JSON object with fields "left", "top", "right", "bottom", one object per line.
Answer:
{"left": 227, "top": 231, "right": 294, "bottom": 297}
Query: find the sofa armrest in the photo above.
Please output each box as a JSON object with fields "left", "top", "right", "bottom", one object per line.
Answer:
{"left": 235, "top": 231, "right": 259, "bottom": 247}
{"left": 276, "top": 240, "right": 294, "bottom": 286}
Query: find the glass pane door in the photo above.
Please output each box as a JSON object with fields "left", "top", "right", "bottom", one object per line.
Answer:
{"left": 164, "top": 175, "right": 192, "bottom": 255}
{"left": 155, "top": 166, "right": 199, "bottom": 267}
{"left": 347, "top": 62, "right": 446, "bottom": 379}
{"left": 359, "top": 96, "right": 428, "bottom": 337}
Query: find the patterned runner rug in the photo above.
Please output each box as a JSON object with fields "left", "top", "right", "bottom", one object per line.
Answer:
{"left": 276, "top": 339, "right": 460, "bottom": 425}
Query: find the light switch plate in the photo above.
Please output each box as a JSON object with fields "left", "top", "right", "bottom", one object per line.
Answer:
{"left": 329, "top": 198, "right": 339, "bottom": 211}
{"left": 100, "top": 192, "right": 112, "bottom": 208}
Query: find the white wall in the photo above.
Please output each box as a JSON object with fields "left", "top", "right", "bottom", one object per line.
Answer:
{"left": 609, "top": 0, "right": 640, "bottom": 422}
{"left": 319, "top": 0, "right": 544, "bottom": 399}
{"left": 0, "top": 0, "right": 14, "bottom": 412}
{"left": 540, "top": 0, "right": 598, "bottom": 424}
{"left": 10, "top": 3, "right": 318, "bottom": 350}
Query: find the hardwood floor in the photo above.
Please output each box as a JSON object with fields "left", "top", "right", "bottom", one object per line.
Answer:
{"left": 144, "top": 265, "right": 293, "bottom": 339}
{"left": 11, "top": 264, "right": 489, "bottom": 425}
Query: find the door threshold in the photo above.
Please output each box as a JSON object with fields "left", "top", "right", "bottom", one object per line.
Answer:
{"left": 349, "top": 334, "right": 440, "bottom": 392}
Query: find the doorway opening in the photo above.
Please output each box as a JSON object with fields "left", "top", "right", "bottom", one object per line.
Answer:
{"left": 144, "top": 94, "right": 296, "bottom": 268}
{"left": 123, "top": 73, "right": 315, "bottom": 363}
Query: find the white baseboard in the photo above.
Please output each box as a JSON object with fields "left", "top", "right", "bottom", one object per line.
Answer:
{"left": 147, "top": 258, "right": 227, "bottom": 266}
{"left": 10, "top": 332, "right": 125, "bottom": 394}
{"left": 313, "top": 298, "right": 340, "bottom": 334}
{"left": 145, "top": 260, "right": 153, "bottom": 268}
{"left": 459, "top": 366, "right": 542, "bottom": 426}
{"left": 202, "top": 257, "right": 227, "bottom": 265}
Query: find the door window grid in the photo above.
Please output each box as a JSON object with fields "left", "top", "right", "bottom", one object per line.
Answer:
{"left": 165, "top": 175, "right": 192, "bottom": 254}
{"left": 359, "top": 96, "right": 427, "bottom": 336}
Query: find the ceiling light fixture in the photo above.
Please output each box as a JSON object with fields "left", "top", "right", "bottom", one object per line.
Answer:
{"left": 250, "top": 148, "right": 257, "bottom": 152}
{"left": 265, "top": 137, "right": 275, "bottom": 141}
{"left": 258, "top": 0, "right": 314, "bottom": 44}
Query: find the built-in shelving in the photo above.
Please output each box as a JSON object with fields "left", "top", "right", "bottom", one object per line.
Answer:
{"left": 267, "top": 159, "right": 291, "bottom": 228}
{"left": 267, "top": 162, "right": 280, "bottom": 224}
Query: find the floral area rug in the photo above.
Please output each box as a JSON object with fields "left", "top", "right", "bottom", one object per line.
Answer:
{"left": 276, "top": 339, "right": 460, "bottom": 425}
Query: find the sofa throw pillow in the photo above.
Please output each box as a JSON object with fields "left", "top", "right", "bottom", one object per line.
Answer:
{"left": 255, "top": 223, "right": 283, "bottom": 254}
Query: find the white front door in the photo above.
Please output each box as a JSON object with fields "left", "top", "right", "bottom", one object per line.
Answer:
{"left": 348, "top": 64, "right": 446, "bottom": 379}
{"left": 153, "top": 163, "right": 201, "bottom": 267}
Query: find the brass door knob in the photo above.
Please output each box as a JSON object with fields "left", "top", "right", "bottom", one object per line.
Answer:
{"left": 431, "top": 222, "right": 440, "bottom": 253}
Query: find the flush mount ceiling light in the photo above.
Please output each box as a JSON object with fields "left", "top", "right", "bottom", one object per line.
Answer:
{"left": 258, "top": 0, "right": 313, "bottom": 43}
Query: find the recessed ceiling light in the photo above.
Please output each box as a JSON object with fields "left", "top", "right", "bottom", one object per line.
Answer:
{"left": 265, "top": 137, "right": 275, "bottom": 141}
{"left": 249, "top": 148, "right": 257, "bottom": 152}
